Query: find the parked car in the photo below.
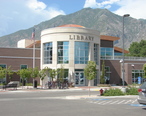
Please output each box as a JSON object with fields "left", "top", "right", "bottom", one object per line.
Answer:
{"left": 137, "top": 82, "right": 146, "bottom": 105}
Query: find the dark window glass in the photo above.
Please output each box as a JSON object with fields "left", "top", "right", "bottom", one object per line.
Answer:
{"left": 57, "top": 41, "right": 69, "bottom": 64}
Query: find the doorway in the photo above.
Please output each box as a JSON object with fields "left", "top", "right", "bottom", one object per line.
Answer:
{"left": 75, "top": 71, "right": 85, "bottom": 86}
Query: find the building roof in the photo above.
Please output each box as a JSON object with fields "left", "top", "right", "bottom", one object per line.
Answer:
{"left": 114, "top": 46, "right": 129, "bottom": 53}
{"left": 100, "top": 35, "right": 120, "bottom": 41}
{"left": 26, "top": 40, "right": 41, "bottom": 48}
{"left": 26, "top": 25, "right": 128, "bottom": 54}
{"left": 58, "top": 24, "right": 85, "bottom": 28}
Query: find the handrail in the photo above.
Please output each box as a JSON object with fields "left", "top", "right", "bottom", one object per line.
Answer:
{"left": 101, "top": 56, "right": 146, "bottom": 61}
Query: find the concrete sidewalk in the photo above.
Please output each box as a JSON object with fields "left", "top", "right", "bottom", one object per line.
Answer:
{"left": 66, "top": 94, "right": 138, "bottom": 100}
{"left": 0, "top": 85, "right": 122, "bottom": 92}
{"left": 0, "top": 85, "right": 134, "bottom": 94}
{"left": 0, "top": 86, "right": 99, "bottom": 92}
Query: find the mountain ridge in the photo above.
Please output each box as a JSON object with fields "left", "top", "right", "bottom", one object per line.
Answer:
{"left": 0, "top": 8, "right": 146, "bottom": 49}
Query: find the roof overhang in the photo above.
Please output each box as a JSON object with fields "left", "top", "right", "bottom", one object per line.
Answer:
{"left": 114, "top": 46, "right": 129, "bottom": 53}
{"left": 100, "top": 35, "right": 120, "bottom": 41}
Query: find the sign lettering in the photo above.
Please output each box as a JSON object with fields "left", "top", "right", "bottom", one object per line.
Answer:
{"left": 69, "top": 35, "right": 94, "bottom": 41}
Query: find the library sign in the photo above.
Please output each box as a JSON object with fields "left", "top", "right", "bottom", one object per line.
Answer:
{"left": 69, "top": 35, "right": 94, "bottom": 41}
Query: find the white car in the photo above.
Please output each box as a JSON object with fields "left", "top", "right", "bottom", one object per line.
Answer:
{"left": 137, "top": 82, "right": 146, "bottom": 105}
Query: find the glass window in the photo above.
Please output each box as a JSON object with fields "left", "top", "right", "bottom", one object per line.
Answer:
{"left": 132, "top": 70, "right": 144, "bottom": 84}
{"left": 94, "top": 44, "right": 99, "bottom": 65}
{"left": 75, "top": 69, "right": 84, "bottom": 71}
{"left": 105, "top": 66, "right": 110, "bottom": 72}
{"left": 0, "top": 64, "right": 7, "bottom": 83}
{"left": 20, "top": 65, "right": 27, "bottom": 69}
{"left": 0, "top": 64, "right": 6, "bottom": 69}
{"left": 44, "top": 42, "right": 53, "bottom": 64}
{"left": 100, "top": 47, "right": 113, "bottom": 59}
{"left": 114, "top": 52, "right": 122, "bottom": 56}
{"left": 57, "top": 41, "right": 69, "bottom": 64}
{"left": 75, "top": 42, "right": 89, "bottom": 64}
{"left": 104, "top": 66, "right": 110, "bottom": 84}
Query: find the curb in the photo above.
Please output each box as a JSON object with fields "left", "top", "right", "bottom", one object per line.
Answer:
{"left": 66, "top": 95, "right": 138, "bottom": 100}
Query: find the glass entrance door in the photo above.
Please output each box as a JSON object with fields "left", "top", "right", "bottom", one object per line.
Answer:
{"left": 75, "top": 72, "right": 85, "bottom": 86}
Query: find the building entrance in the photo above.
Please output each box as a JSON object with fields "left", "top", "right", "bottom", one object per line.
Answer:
{"left": 75, "top": 71, "right": 85, "bottom": 86}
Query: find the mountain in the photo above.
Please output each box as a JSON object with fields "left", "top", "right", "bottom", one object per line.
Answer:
{"left": 0, "top": 8, "right": 146, "bottom": 49}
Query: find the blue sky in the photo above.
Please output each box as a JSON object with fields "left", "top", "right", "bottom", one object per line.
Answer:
{"left": 0, "top": 0, "right": 145, "bottom": 37}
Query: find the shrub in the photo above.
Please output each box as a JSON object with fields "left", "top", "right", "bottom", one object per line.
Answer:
{"left": 102, "top": 88, "right": 125, "bottom": 96}
{"left": 126, "top": 86, "right": 138, "bottom": 95}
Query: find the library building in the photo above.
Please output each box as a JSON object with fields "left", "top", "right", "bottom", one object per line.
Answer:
{"left": 0, "top": 24, "right": 146, "bottom": 86}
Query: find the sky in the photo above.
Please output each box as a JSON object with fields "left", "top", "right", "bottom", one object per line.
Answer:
{"left": 0, "top": 0, "right": 146, "bottom": 37}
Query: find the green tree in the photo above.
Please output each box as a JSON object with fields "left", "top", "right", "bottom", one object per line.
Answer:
{"left": 7, "top": 66, "right": 14, "bottom": 81}
{"left": 128, "top": 40, "right": 146, "bottom": 57}
{"left": 38, "top": 69, "right": 47, "bottom": 88}
{"left": 128, "top": 42, "right": 140, "bottom": 57}
{"left": 100, "top": 60, "right": 105, "bottom": 84}
{"left": 0, "top": 67, "right": 7, "bottom": 84}
{"left": 30, "top": 67, "right": 39, "bottom": 87}
{"left": 143, "top": 63, "right": 146, "bottom": 78}
{"left": 57, "top": 65, "right": 64, "bottom": 83}
{"left": 0, "top": 66, "right": 14, "bottom": 84}
{"left": 43, "top": 67, "right": 58, "bottom": 82}
{"left": 43, "top": 67, "right": 51, "bottom": 81}
{"left": 30, "top": 67, "right": 39, "bottom": 79}
{"left": 17, "top": 68, "right": 31, "bottom": 87}
{"left": 84, "top": 61, "right": 97, "bottom": 96}
{"left": 49, "top": 69, "right": 58, "bottom": 81}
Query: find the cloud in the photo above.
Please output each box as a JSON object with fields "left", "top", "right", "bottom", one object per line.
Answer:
{"left": 83, "top": 0, "right": 98, "bottom": 8}
{"left": 83, "top": 0, "right": 146, "bottom": 19}
{"left": 114, "top": 0, "right": 146, "bottom": 19}
{"left": 26, "top": 0, "right": 47, "bottom": 11}
{"left": 0, "top": 0, "right": 65, "bottom": 37}
{"left": 83, "top": 0, "right": 120, "bottom": 8}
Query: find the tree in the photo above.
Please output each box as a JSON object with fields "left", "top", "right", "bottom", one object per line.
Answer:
{"left": 38, "top": 69, "right": 46, "bottom": 88}
{"left": 49, "top": 69, "right": 58, "bottom": 81}
{"left": 0, "top": 67, "right": 7, "bottom": 84}
{"left": 100, "top": 60, "right": 105, "bottom": 84}
{"left": 57, "top": 65, "right": 65, "bottom": 88}
{"left": 0, "top": 66, "right": 14, "bottom": 84}
{"left": 7, "top": 66, "right": 14, "bottom": 81}
{"left": 30, "top": 67, "right": 39, "bottom": 79}
{"left": 84, "top": 61, "right": 97, "bottom": 96}
{"left": 57, "top": 65, "right": 64, "bottom": 83}
{"left": 128, "top": 40, "right": 146, "bottom": 57}
{"left": 43, "top": 67, "right": 58, "bottom": 81}
{"left": 128, "top": 42, "right": 140, "bottom": 57}
{"left": 30, "top": 67, "right": 39, "bottom": 87}
{"left": 43, "top": 67, "right": 52, "bottom": 82}
{"left": 143, "top": 63, "right": 146, "bottom": 78}
{"left": 17, "top": 68, "right": 31, "bottom": 87}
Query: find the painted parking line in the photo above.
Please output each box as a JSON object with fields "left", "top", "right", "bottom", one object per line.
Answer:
{"left": 88, "top": 99, "right": 138, "bottom": 105}
{"left": 110, "top": 100, "right": 120, "bottom": 104}
{"left": 102, "top": 100, "right": 115, "bottom": 105}
{"left": 97, "top": 100, "right": 110, "bottom": 104}
{"left": 130, "top": 104, "right": 146, "bottom": 107}
{"left": 117, "top": 100, "right": 126, "bottom": 104}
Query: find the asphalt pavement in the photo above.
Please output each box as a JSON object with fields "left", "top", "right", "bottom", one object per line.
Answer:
{"left": 0, "top": 88, "right": 143, "bottom": 116}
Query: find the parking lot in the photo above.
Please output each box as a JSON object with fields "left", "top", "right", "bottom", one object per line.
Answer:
{"left": 0, "top": 90, "right": 146, "bottom": 116}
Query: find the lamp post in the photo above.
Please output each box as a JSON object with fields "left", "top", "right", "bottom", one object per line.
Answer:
{"left": 122, "top": 14, "right": 130, "bottom": 87}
